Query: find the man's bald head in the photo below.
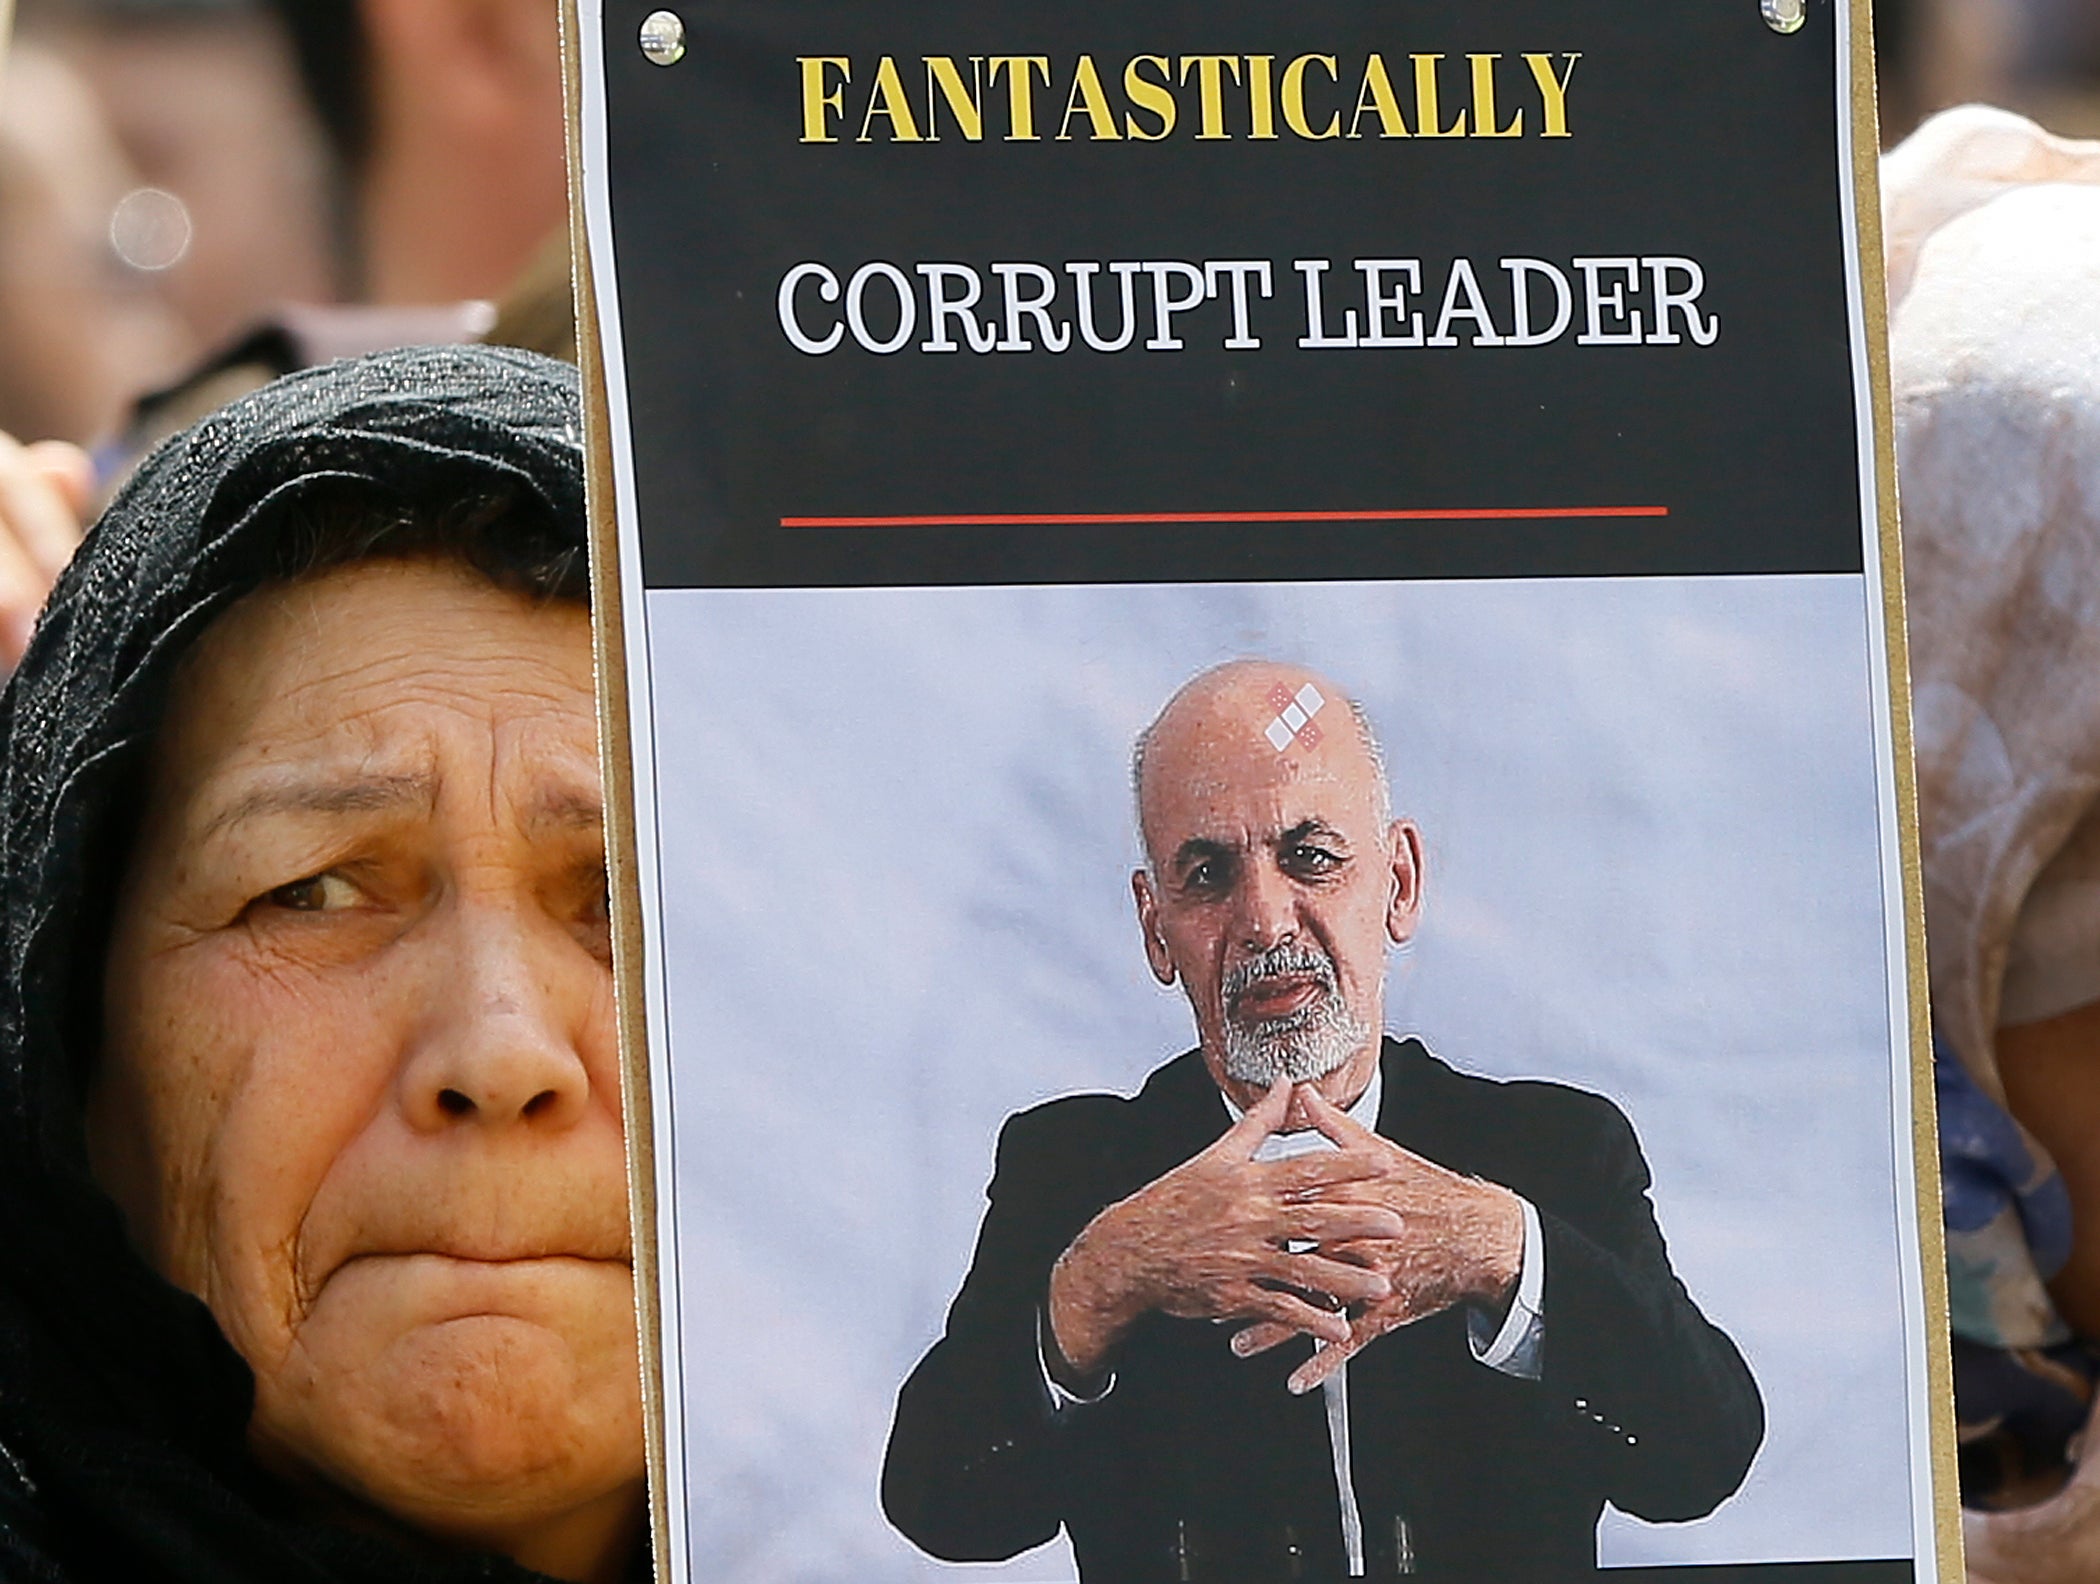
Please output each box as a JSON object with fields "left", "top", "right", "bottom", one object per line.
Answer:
{"left": 1132, "top": 661, "right": 1391, "bottom": 872}
{"left": 1126, "top": 661, "right": 1422, "bottom": 1105}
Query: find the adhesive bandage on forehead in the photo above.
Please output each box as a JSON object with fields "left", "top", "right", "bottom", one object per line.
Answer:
{"left": 1263, "top": 682, "right": 1327, "bottom": 753}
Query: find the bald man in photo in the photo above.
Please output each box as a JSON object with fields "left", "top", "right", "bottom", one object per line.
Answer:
{"left": 882, "top": 661, "right": 1764, "bottom": 1581}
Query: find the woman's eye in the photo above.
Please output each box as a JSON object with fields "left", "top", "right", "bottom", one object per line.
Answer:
{"left": 262, "top": 872, "right": 360, "bottom": 913}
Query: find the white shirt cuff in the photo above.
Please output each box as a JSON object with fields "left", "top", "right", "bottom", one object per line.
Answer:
{"left": 1038, "top": 1307, "right": 1116, "bottom": 1413}
{"left": 1468, "top": 1195, "right": 1544, "bottom": 1379}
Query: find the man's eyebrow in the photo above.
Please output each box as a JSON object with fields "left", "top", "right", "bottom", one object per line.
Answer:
{"left": 1168, "top": 836, "right": 1236, "bottom": 875}
{"left": 1279, "top": 819, "right": 1351, "bottom": 847}
{"left": 200, "top": 772, "right": 438, "bottom": 838}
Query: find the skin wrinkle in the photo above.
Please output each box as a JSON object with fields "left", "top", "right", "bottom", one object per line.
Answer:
{"left": 88, "top": 560, "right": 644, "bottom": 1584}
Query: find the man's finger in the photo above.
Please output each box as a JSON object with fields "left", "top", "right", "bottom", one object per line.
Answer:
{"left": 1287, "top": 1304, "right": 1421, "bottom": 1394}
{"left": 1228, "top": 1320, "right": 1297, "bottom": 1358}
{"left": 1217, "top": 1074, "right": 1293, "bottom": 1158}
{"left": 1270, "top": 1150, "right": 1387, "bottom": 1196}
{"left": 1285, "top": 1204, "right": 1406, "bottom": 1245}
{"left": 1288, "top": 1334, "right": 1366, "bottom": 1394}
{"left": 1277, "top": 1252, "right": 1390, "bottom": 1306}
{"left": 1235, "top": 1286, "right": 1352, "bottom": 1346}
{"left": 1296, "top": 1081, "right": 1383, "bottom": 1150}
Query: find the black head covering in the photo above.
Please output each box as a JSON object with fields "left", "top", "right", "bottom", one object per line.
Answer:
{"left": 0, "top": 345, "right": 605, "bottom": 1582}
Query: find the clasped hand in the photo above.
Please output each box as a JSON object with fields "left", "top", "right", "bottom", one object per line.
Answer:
{"left": 1048, "top": 1075, "right": 1524, "bottom": 1395}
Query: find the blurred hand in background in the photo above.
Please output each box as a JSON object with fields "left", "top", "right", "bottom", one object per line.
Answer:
{"left": 0, "top": 434, "right": 91, "bottom": 668}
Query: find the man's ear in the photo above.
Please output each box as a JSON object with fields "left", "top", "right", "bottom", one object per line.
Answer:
{"left": 1385, "top": 819, "right": 1425, "bottom": 946}
{"left": 1132, "top": 869, "right": 1178, "bottom": 986}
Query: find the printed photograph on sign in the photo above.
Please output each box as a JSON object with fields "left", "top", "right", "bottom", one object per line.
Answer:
{"left": 639, "top": 578, "right": 1913, "bottom": 1580}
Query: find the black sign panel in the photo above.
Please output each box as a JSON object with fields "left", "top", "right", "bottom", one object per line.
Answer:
{"left": 600, "top": 0, "right": 1861, "bottom": 587}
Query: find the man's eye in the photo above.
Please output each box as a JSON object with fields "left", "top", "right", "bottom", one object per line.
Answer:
{"left": 1288, "top": 845, "right": 1341, "bottom": 872}
{"left": 261, "top": 872, "right": 361, "bottom": 913}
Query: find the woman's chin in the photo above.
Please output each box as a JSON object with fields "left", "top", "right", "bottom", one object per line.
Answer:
{"left": 251, "top": 1283, "right": 644, "bottom": 1539}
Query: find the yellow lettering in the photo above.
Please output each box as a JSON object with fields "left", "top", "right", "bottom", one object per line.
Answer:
{"left": 924, "top": 56, "right": 985, "bottom": 141}
{"left": 799, "top": 56, "right": 851, "bottom": 143}
{"left": 1123, "top": 55, "right": 1177, "bottom": 140}
{"left": 1246, "top": 55, "right": 1276, "bottom": 139}
{"left": 1468, "top": 54, "right": 1522, "bottom": 137}
{"left": 1178, "top": 55, "right": 1242, "bottom": 139}
{"left": 857, "top": 56, "right": 924, "bottom": 141}
{"left": 1058, "top": 55, "right": 1122, "bottom": 140}
{"left": 1523, "top": 52, "right": 1579, "bottom": 137}
{"left": 988, "top": 56, "right": 1052, "bottom": 140}
{"left": 1348, "top": 54, "right": 1409, "bottom": 139}
{"left": 1411, "top": 54, "right": 1466, "bottom": 137}
{"left": 1281, "top": 54, "right": 1340, "bottom": 140}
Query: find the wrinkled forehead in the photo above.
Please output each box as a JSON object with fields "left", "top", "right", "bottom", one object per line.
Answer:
{"left": 144, "top": 561, "right": 600, "bottom": 834}
{"left": 1139, "top": 670, "right": 1385, "bottom": 853}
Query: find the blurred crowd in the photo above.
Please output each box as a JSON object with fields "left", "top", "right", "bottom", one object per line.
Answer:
{"left": 1881, "top": 0, "right": 2100, "bottom": 138}
{"left": 0, "top": 0, "right": 571, "bottom": 475}
{"left": 0, "top": 0, "right": 578, "bottom": 659}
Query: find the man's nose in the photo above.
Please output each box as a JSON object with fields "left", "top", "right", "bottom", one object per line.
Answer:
{"left": 1233, "top": 857, "right": 1299, "bottom": 952}
{"left": 397, "top": 898, "right": 596, "bottom": 1132}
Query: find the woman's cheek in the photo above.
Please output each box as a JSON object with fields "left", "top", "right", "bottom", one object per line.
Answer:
{"left": 176, "top": 953, "right": 404, "bottom": 1367}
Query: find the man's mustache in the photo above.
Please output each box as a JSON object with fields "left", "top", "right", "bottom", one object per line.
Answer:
{"left": 1223, "top": 943, "right": 1340, "bottom": 1021}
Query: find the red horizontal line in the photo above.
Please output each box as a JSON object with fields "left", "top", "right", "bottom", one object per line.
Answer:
{"left": 780, "top": 505, "right": 1670, "bottom": 528}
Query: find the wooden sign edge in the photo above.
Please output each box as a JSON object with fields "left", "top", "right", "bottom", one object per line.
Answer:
{"left": 560, "top": 3, "right": 677, "bottom": 1578}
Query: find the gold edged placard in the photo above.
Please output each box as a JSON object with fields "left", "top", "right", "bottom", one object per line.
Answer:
{"left": 563, "top": 0, "right": 1967, "bottom": 1573}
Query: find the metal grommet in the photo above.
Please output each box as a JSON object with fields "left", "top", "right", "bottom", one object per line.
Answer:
{"left": 1762, "top": 0, "right": 1806, "bottom": 33}
{"left": 640, "top": 9, "right": 687, "bottom": 65}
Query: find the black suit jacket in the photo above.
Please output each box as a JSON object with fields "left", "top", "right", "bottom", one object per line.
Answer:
{"left": 883, "top": 1038, "right": 1764, "bottom": 1581}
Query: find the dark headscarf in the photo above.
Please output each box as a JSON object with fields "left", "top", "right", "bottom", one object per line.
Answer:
{"left": 0, "top": 345, "right": 602, "bottom": 1582}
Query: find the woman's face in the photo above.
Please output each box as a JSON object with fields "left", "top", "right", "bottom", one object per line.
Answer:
{"left": 89, "top": 559, "right": 642, "bottom": 1578}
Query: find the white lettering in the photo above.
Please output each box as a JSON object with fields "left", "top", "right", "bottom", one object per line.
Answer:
{"left": 1502, "top": 258, "right": 1572, "bottom": 346}
{"left": 1643, "top": 256, "right": 1719, "bottom": 346}
{"left": 1356, "top": 259, "right": 1423, "bottom": 347}
{"left": 1573, "top": 257, "right": 1643, "bottom": 345}
{"left": 1068, "top": 260, "right": 1145, "bottom": 351}
{"left": 844, "top": 262, "right": 916, "bottom": 353}
{"left": 777, "top": 263, "right": 844, "bottom": 355}
{"left": 1205, "top": 260, "right": 1274, "bottom": 348}
{"left": 1295, "top": 259, "right": 1360, "bottom": 347}
{"left": 916, "top": 262, "right": 998, "bottom": 353}
{"left": 1426, "top": 258, "right": 1505, "bottom": 347}
{"left": 1143, "top": 261, "right": 1210, "bottom": 350}
{"left": 991, "top": 262, "right": 1072, "bottom": 352}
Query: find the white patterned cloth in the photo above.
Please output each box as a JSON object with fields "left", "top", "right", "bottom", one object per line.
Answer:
{"left": 1890, "top": 105, "right": 2100, "bottom": 1109}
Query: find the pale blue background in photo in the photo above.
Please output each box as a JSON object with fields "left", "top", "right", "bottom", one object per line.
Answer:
{"left": 640, "top": 575, "right": 1914, "bottom": 1582}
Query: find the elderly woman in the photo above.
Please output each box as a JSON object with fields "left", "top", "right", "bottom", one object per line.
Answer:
{"left": 0, "top": 345, "right": 645, "bottom": 1581}
{"left": 1888, "top": 107, "right": 2100, "bottom": 1579}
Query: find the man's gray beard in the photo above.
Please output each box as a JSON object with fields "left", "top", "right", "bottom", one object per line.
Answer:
{"left": 1218, "top": 944, "right": 1373, "bottom": 1086}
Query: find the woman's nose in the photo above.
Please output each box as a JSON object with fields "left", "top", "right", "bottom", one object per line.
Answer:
{"left": 397, "top": 900, "right": 595, "bottom": 1132}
